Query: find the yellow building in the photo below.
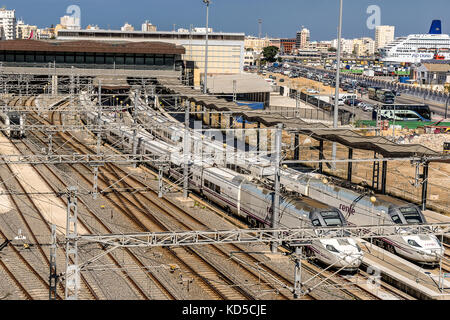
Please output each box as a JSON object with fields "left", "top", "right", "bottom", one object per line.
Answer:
{"left": 244, "top": 36, "right": 270, "bottom": 53}
{"left": 16, "top": 21, "right": 38, "bottom": 39}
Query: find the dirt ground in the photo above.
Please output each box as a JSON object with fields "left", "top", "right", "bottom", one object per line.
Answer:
{"left": 266, "top": 72, "right": 344, "bottom": 96}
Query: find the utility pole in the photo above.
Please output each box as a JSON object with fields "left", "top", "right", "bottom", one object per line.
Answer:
{"left": 65, "top": 186, "right": 79, "bottom": 300}
{"left": 49, "top": 224, "right": 58, "bottom": 300}
{"left": 203, "top": 0, "right": 211, "bottom": 94}
{"left": 132, "top": 91, "right": 139, "bottom": 168}
{"left": 293, "top": 247, "right": 303, "bottom": 298}
{"left": 271, "top": 123, "right": 283, "bottom": 253}
{"left": 183, "top": 100, "right": 190, "bottom": 198}
{"left": 97, "top": 79, "right": 102, "bottom": 154}
{"left": 332, "top": 0, "right": 343, "bottom": 167}
{"left": 445, "top": 84, "right": 450, "bottom": 119}
{"left": 92, "top": 165, "right": 99, "bottom": 199}
{"left": 258, "top": 19, "right": 262, "bottom": 39}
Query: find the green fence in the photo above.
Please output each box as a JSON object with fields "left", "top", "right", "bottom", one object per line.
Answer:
{"left": 340, "top": 69, "right": 364, "bottom": 74}
{"left": 356, "top": 120, "right": 450, "bottom": 130}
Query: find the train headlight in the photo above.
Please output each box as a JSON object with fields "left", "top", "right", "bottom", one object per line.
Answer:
{"left": 325, "top": 244, "right": 339, "bottom": 253}
{"left": 407, "top": 239, "right": 422, "bottom": 248}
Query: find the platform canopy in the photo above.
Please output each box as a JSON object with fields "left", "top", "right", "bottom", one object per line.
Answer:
{"left": 158, "top": 77, "right": 442, "bottom": 160}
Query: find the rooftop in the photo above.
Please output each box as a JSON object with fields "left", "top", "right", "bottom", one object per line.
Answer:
{"left": 0, "top": 39, "right": 185, "bottom": 55}
{"left": 158, "top": 77, "right": 440, "bottom": 159}
{"left": 419, "top": 62, "right": 450, "bottom": 72}
{"left": 206, "top": 74, "right": 272, "bottom": 94}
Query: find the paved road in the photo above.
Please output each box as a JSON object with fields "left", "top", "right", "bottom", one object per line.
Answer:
{"left": 287, "top": 62, "right": 449, "bottom": 118}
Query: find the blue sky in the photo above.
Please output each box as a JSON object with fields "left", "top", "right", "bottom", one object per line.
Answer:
{"left": 6, "top": 0, "right": 450, "bottom": 40}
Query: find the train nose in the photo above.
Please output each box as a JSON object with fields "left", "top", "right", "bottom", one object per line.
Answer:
{"left": 344, "top": 255, "right": 362, "bottom": 267}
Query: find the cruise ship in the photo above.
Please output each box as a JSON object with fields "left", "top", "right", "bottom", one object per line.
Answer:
{"left": 379, "top": 20, "right": 450, "bottom": 63}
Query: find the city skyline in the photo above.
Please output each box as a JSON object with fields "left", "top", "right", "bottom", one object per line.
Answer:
{"left": 4, "top": 0, "right": 450, "bottom": 41}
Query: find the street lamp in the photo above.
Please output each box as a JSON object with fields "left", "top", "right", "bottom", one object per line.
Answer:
{"left": 445, "top": 84, "right": 450, "bottom": 119}
{"left": 203, "top": 0, "right": 211, "bottom": 94}
{"left": 332, "top": 0, "right": 343, "bottom": 167}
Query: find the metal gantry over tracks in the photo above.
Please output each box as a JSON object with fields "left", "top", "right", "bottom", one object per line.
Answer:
{"left": 59, "top": 186, "right": 450, "bottom": 300}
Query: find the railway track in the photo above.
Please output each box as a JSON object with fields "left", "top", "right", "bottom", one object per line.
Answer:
{"left": 15, "top": 95, "right": 412, "bottom": 300}
{"left": 59, "top": 98, "right": 414, "bottom": 300}
{"left": 51, "top": 111, "right": 264, "bottom": 300}
{"left": 440, "top": 244, "right": 450, "bottom": 273}
{"left": 0, "top": 98, "right": 77, "bottom": 299}
{"left": 24, "top": 102, "right": 256, "bottom": 300}
{"left": 16, "top": 100, "right": 178, "bottom": 300}
{"left": 36, "top": 99, "right": 295, "bottom": 300}
{"left": 0, "top": 96, "right": 100, "bottom": 300}
{"left": 40, "top": 100, "right": 375, "bottom": 300}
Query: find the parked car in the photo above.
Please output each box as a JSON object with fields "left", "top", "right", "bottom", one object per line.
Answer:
{"left": 361, "top": 103, "right": 373, "bottom": 112}
{"left": 344, "top": 99, "right": 362, "bottom": 106}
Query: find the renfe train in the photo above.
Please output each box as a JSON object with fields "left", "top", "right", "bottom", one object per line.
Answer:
{"left": 134, "top": 92, "right": 443, "bottom": 265}
{"left": 83, "top": 91, "right": 443, "bottom": 265}
{"left": 140, "top": 93, "right": 444, "bottom": 265}
{"left": 79, "top": 93, "right": 363, "bottom": 271}
{"left": 0, "top": 111, "right": 25, "bottom": 138}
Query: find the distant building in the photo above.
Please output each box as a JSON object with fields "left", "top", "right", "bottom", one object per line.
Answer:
{"left": 353, "top": 37, "right": 375, "bottom": 57}
{"left": 244, "top": 48, "right": 258, "bottom": 66}
{"left": 306, "top": 41, "right": 331, "bottom": 52}
{"left": 416, "top": 61, "right": 450, "bottom": 85}
{"left": 16, "top": 20, "right": 38, "bottom": 39}
{"left": 280, "top": 38, "right": 296, "bottom": 54}
{"left": 296, "top": 27, "right": 310, "bottom": 49}
{"left": 375, "top": 25, "right": 395, "bottom": 50}
{"left": 192, "top": 27, "right": 213, "bottom": 33}
{"left": 86, "top": 25, "right": 100, "bottom": 30}
{"left": 142, "top": 20, "right": 156, "bottom": 32}
{"left": 331, "top": 38, "right": 354, "bottom": 55}
{"left": 244, "top": 36, "right": 270, "bottom": 54}
{"left": 269, "top": 38, "right": 281, "bottom": 49}
{"left": 38, "top": 27, "right": 56, "bottom": 40}
{"left": 121, "top": 23, "right": 134, "bottom": 31}
{"left": 60, "top": 15, "right": 80, "bottom": 30}
{"left": 0, "top": 8, "right": 16, "bottom": 40}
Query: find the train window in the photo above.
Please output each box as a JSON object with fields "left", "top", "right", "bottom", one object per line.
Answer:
{"left": 391, "top": 215, "right": 402, "bottom": 224}
{"left": 399, "top": 207, "right": 423, "bottom": 224}
{"left": 204, "top": 179, "right": 220, "bottom": 194}
{"left": 312, "top": 219, "right": 321, "bottom": 227}
{"left": 320, "top": 211, "right": 342, "bottom": 226}
{"left": 337, "top": 239, "right": 350, "bottom": 246}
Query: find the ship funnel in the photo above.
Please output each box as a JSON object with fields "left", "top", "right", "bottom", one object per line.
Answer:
{"left": 429, "top": 20, "right": 442, "bottom": 34}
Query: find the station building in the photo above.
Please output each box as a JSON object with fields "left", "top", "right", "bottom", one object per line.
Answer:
{"left": 0, "top": 39, "right": 185, "bottom": 69}
{"left": 0, "top": 39, "right": 189, "bottom": 94}
{"left": 56, "top": 29, "right": 245, "bottom": 88}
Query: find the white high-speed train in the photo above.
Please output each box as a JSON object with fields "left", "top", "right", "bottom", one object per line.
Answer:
{"left": 79, "top": 93, "right": 363, "bottom": 271}
{"left": 0, "top": 111, "right": 25, "bottom": 138}
{"left": 124, "top": 92, "right": 444, "bottom": 265}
